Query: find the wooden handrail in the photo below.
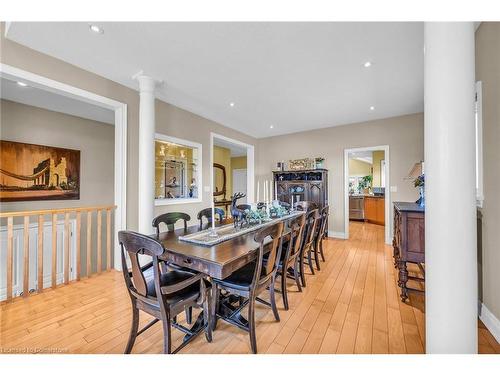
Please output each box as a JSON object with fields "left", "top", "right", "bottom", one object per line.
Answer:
{"left": 1, "top": 204, "right": 117, "bottom": 303}
{"left": 0, "top": 204, "right": 116, "bottom": 218}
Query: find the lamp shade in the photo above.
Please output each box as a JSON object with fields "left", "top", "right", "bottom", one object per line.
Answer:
{"left": 406, "top": 161, "right": 424, "bottom": 179}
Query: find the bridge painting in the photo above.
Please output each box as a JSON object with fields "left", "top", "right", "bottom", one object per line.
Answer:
{"left": 0, "top": 140, "right": 80, "bottom": 202}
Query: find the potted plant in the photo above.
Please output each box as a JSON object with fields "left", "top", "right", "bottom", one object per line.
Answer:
{"left": 358, "top": 175, "right": 373, "bottom": 194}
{"left": 414, "top": 174, "right": 425, "bottom": 207}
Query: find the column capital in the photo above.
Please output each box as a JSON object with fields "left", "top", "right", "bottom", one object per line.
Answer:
{"left": 132, "top": 70, "right": 162, "bottom": 94}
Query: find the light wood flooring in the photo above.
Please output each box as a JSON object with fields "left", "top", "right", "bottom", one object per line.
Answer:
{"left": 1, "top": 221, "right": 499, "bottom": 354}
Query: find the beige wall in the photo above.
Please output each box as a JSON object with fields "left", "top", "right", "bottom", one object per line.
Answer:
{"left": 0, "top": 99, "right": 114, "bottom": 274}
{"left": 154, "top": 100, "right": 256, "bottom": 224}
{"left": 476, "top": 22, "right": 500, "bottom": 320}
{"left": 257, "top": 113, "right": 423, "bottom": 236}
{"left": 231, "top": 156, "right": 247, "bottom": 170}
{"left": 372, "top": 150, "right": 385, "bottom": 187}
{"left": 348, "top": 158, "right": 372, "bottom": 177}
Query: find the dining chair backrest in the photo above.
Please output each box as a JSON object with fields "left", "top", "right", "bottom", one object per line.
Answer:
{"left": 295, "top": 200, "right": 319, "bottom": 212}
{"left": 286, "top": 213, "right": 306, "bottom": 262}
{"left": 197, "top": 207, "right": 224, "bottom": 229}
{"left": 303, "top": 209, "right": 320, "bottom": 251}
{"left": 252, "top": 221, "right": 284, "bottom": 288}
{"left": 318, "top": 205, "right": 329, "bottom": 238}
{"left": 118, "top": 230, "right": 164, "bottom": 298}
{"left": 152, "top": 212, "right": 191, "bottom": 235}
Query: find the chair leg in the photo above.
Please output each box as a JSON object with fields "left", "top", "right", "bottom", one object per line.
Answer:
{"left": 185, "top": 306, "right": 193, "bottom": 325}
{"left": 269, "top": 277, "right": 281, "bottom": 322}
{"left": 293, "top": 261, "right": 302, "bottom": 292}
{"left": 299, "top": 255, "right": 307, "bottom": 287}
{"left": 307, "top": 248, "right": 315, "bottom": 275}
{"left": 162, "top": 316, "right": 172, "bottom": 354}
{"left": 280, "top": 271, "right": 289, "bottom": 310}
{"left": 320, "top": 238, "right": 326, "bottom": 262}
{"left": 124, "top": 304, "right": 139, "bottom": 354}
{"left": 313, "top": 243, "right": 321, "bottom": 270}
{"left": 203, "top": 291, "right": 213, "bottom": 343}
{"left": 248, "top": 296, "right": 257, "bottom": 354}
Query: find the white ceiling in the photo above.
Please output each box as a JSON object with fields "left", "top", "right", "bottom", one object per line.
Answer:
{"left": 349, "top": 150, "right": 374, "bottom": 164}
{"left": 6, "top": 22, "right": 424, "bottom": 138}
{"left": 214, "top": 137, "right": 247, "bottom": 157}
{"left": 0, "top": 77, "right": 115, "bottom": 124}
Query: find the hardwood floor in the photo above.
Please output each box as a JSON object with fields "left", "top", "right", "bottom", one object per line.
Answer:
{"left": 1, "top": 221, "right": 498, "bottom": 354}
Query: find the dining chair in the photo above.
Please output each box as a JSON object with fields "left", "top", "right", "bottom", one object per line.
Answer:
{"left": 152, "top": 212, "right": 196, "bottom": 322}
{"left": 295, "top": 200, "right": 319, "bottom": 212}
{"left": 211, "top": 221, "right": 284, "bottom": 354}
{"left": 298, "top": 209, "right": 320, "bottom": 286}
{"left": 197, "top": 207, "right": 225, "bottom": 230}
{"left": 118, "top": 230, "right": 211, "bottom": 354}
{"left": 315, "top": 205, "right": 329, "bottom": 262}
{"left": 271, "top": 213, "right": 306, "bottom": 310}
{"left": 152, "top": 212, "right": 190, "bottom": 235}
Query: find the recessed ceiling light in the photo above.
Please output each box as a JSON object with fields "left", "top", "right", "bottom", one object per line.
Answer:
{"left": 270, "top": 125, "right": 274, "bottom": 129}
{"left": 364, "top": 61, "right": 372, "bottom": 68}
{"left": 370, "top": 106, "right": 375, "bottom": 111}
{"left": 89, "top": 24, "right": 103, "bottom": 34}
{"left": 229, "top": 102, "right": 235, "bottom": 107}
{"left": 17, "top": 81, "right": 28, "bottom": 87}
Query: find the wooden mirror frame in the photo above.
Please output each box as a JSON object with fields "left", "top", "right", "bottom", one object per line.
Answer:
{"left": 213, "top": 163, "right": 227, "bottom": 198}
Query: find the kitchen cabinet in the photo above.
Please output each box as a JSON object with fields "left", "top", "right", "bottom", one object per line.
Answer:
{"left": 364, "top": 196, "right": 385, "bottom": 225}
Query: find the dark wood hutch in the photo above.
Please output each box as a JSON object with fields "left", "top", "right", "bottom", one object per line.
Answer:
{"left": 273, "top": 169, "right": 328, "bottom": 208}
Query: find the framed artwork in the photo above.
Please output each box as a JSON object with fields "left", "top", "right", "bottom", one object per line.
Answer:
{"left": 0, "top": 140, "right": 80, "bottom": 202}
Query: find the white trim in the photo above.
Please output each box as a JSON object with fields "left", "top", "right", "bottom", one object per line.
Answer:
{"left": 344, "top": 145, "right": 391, "bottom": 244}
{"left": 479, "top": 302, "right": 500, "bottom": 344}
{"left": 210, "top": 132, "right": 255, "bottom": 204}
{"left": 475, "top": 81, "right": 484, "bottom": 208}
{"left": 328, "top": 230, "right": 346, "bottom": 239}
{"left": 154, "top": 133, "right": 203, "bottom": 206}
{"left": 0, "top": 63, "right": 128, "bottom": 271}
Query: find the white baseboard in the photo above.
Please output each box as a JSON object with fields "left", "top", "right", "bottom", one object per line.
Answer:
{"left": 328, "top": 230, "right": 346, "bottom": 239}
{"left": 479, "top": 302, "right": 500, "bottom": 343}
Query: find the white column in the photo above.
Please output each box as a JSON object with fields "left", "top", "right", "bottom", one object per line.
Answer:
{"left": 424, "top": 22, "right": 477, "bottom": 353}
{"left": 137, "top": 75, "right": 156, "bottom": 234}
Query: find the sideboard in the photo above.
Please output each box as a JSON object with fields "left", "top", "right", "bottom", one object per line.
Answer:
{"left": 273, "top": 169, "right": 328, "bottom": 209}
{"left": 393, "top": 201, "right": 425, "bottom": 302}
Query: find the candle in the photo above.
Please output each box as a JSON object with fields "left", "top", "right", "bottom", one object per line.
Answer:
{"left": 211, "top": 199, "right": 215, "bottom": 230}
{"left": 291, "top": 194, "right": 294, "bottom": 210}
{"left": 264, "top": 180, "right": 267, "bottom": 204}
{"left": 257, "top": 180, "right": 260, "bottom": 203}
{"left": 270, "top": 179, "right": 273, "bottom": 203}
{"left": 274, "top": 181, "right": 277, "bottom": 201}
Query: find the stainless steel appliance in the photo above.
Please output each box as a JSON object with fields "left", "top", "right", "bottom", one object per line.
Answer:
{"left": 349, "top": 195, "right": 364, "bottom": 220}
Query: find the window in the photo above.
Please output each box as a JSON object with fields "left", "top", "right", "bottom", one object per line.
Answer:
{"left": 154, "top": 134, "right": 202, "bottom": 206}
{"left": 475, "top": 81, "right": 484, "bottom": 207}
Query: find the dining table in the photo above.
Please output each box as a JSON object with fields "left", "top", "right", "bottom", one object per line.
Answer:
{"left": 151, "top": 211, "right": 304, "bottom": 337}
{"left": 153, "top": 212, "right": 303, "bottom": 280}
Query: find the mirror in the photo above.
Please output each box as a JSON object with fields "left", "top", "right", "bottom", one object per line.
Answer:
{"left": 213, "top": 163, "right": 226, "bottom": 198}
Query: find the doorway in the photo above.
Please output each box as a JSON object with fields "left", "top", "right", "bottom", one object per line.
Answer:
{"left": 210, "top": 133, "right": 255, "bottom": 216}
{"left": 0, "top": 63, "right": 128, "bottom": 270}
{"left": 344, "top": 145, "right": 391, "bottom": 244}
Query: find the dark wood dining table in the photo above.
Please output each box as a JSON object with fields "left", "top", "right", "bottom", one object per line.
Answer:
{"left": 150, "top": 213, "right": 303, "bottom": 341}
{"left": 152, "top": 213, "right": 302, "bottom": 280}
